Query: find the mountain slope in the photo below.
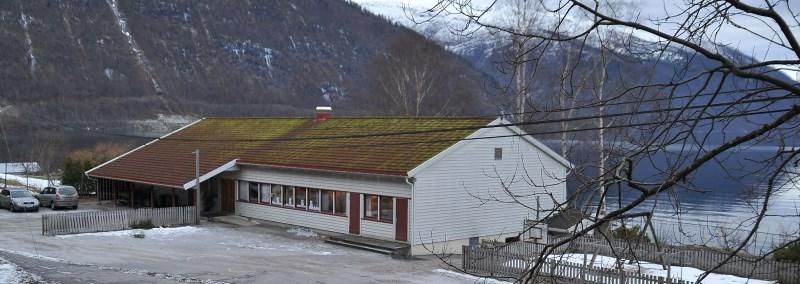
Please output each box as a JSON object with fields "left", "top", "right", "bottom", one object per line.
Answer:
{"left": 0, "top": 0, "right": 489, "bottom": 121}
{"left": 354, "top": 0, "right": 797, "bottom": 133}
{"left": 0, "top": 0, "right": 492, "bottom": 162}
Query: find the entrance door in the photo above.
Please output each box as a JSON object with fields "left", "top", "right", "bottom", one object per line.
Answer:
{"left": 395, "top": 198, "right": 408, "bottom": 241}
{"left": 220, "top": 179, "right": 236, "bottom": 214}
{"left": 349, "top": 192, "right": 360, "bottom": 235}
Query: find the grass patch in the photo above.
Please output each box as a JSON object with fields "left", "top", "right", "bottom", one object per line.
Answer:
{"left": 0, "top": 179, "right": 25, "bottom": 187}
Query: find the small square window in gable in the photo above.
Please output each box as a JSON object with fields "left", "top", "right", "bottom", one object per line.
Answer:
{"left": 494, "top": 147, "right": 503, "bottom": 160}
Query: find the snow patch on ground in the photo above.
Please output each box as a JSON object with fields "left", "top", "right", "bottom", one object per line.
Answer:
{"left": 1, "top": 173, "right": 58, "bottom": 190}
{"left": 433, "top": 269, "right": 513, "bottom": 284}
{"left": 56, "top": 226, "right": 205, "bottom": 240}
{"left": 548, "top": 254, "right": 777, "bottom": 284}
{"left": 0, "top": 256, "right": 43, "bottom": 284}
{"left": 217, "top": 229, "right": 336, "bottom": 256}
{"left": 95, "top": 265, "right": 231, "bottom": 284}
{"left": 0, "top": 248, "right": 69, "bottom": 264}
{"left": 287, "top": 227, "right": 317, "bottom": 238}
{"left": 217, "top": 240, "right": 334, "bottom": 256}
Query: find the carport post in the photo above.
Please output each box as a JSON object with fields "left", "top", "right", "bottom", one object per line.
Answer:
{"left": 193, "top": 149, "right": 200, "bottom": 225}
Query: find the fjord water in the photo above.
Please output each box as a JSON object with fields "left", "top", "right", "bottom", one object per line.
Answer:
{"left": 601, "top": 148, "right": 800, "bottom": 253}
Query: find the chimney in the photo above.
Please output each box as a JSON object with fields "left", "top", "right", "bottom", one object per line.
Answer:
{"left": 315, "top": 106, "right": 332, "bottom": 121}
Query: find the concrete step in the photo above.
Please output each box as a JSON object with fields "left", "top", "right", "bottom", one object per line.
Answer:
{"left": 324, "top": 239, "right": 395, "bottom": 255}
{"left": 209, "top": 215, "right": 259, "bottom": 227}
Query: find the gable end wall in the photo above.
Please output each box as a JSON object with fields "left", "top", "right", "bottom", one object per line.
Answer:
{"left": 411, "top": 126, "right": 567, "bottom": 247}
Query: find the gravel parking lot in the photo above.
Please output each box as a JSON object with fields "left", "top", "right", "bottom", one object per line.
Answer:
{"left": 0, "top": 203, "right": 498, "bottom": 284}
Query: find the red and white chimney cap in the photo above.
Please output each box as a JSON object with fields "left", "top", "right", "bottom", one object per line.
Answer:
{"left": 315, "top": 106, "right": 332, "bottom": 121}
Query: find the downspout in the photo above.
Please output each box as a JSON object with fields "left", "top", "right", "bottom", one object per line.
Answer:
{"left": 404, "top": 176, "right": 415, "bottom": 251}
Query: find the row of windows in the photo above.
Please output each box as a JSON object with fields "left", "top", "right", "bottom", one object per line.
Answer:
{"left": 238, "top": 181, "right": 346, "bottom": 216}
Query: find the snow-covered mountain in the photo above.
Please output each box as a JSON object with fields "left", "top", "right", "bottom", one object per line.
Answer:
{"left": 354, "top": 0, "right": 798, "bottom": 83}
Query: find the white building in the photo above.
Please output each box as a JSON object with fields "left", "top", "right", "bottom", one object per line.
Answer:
{"left": 0, "top": 162, "right": 40, "bottom": 174}
{"left": 88, "top": 109, "right": 571, "bottom": 255}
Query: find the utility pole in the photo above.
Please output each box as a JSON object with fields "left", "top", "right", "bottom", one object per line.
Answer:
{"left": 193, "top": 149, "right": 200, "bottom": 225}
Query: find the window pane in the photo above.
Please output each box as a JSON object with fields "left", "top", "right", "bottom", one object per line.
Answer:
{"left": 334, "top": 191, "right": 347, "bottom": 215}
{"left": 284, "top": 186, "right": 294, "bottom": 206}
{"left": 321, "top": 190, "right": 333, "bottom": 213}
{"left": 295, "top": 187, "right": 307, "bottom": 209}
{"left": 260, "top": 183, "right": 270, "bottom": 203}
{"left": 380, "top": 196, "right": 393, "bottom": 221}
{"left": 308, "top": 188, "right": 320, "bottom": 211}
{"left": 364, "top": 195, "right": 378, "bottom": 219}
{"left": 271, "top": 184, "right": 282, "bottom": 204}
{"left": 248, "top": 182, "right": 259, "bottom": 203}
{"left": 238, "top": 181, "right": 248, "bottom": 201}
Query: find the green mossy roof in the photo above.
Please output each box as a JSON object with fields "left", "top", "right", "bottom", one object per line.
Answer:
{"left": 89, "top": 117, "right": 494, "bottom": 188}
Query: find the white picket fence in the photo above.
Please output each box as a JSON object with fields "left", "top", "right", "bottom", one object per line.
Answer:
{"left": 42, "top": 206, "right": 196, "bottom": 235}
{"left": 463, "top": 245, "right": 693, "bottom": 284}
{"left": 466, "top": 236, "right": 800, "bottom": 284}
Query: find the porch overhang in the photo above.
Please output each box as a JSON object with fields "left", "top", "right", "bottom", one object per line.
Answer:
{"left": 181, "top": 159, "right": 239, "bottom": 190}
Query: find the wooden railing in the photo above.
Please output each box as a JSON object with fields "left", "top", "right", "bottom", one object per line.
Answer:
{"left": 465, "top": 235, "right": 800, "bottom": 284}
{"left": 42, "top": 206, "right": 196, "bottom": 236}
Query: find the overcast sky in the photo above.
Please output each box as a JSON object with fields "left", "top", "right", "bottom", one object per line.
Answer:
{"left": 637, "top": 0, "right": 799, "bottom": 62}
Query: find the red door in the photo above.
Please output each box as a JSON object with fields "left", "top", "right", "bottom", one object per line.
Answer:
{"left": 349, "top": 192, "right": 360, "bottom": 235}
{"left": 395, "top": 198, "right": 408, "bottom": 241}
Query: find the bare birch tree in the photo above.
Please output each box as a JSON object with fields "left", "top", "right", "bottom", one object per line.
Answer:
{"left": 424, "top": 0, "right": 800, "bottom": 282}
{"left": 365, "top": 34, "right": 481, "bottom": 116}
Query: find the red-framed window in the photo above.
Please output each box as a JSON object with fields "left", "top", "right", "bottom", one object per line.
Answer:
{"left": 321, "top": 190, "right": 334, "bottom": 213}
{"left": 334, "top": 191, "right": 347, "bottom": 216}
{"left": 259, "top": 183, "right": 270, "bottom": 204}
{"left": 365, "top": 195, "right": 379, "bottom": 219}
{"left": 364, "top": 194, "right": 393, "bottom": 222}
{"left": 364, "top": 194, "right": 394, "bottom": 222}
{"left": 270, "top": 184, "right": 282, "bottom": 204}
{"left": 283, "top": 186, "right": 295, "bottom": 207}
{"left": 295, "top": 187, "right": 307, "bottom": 209}
{"left": 247, "top": 182, "right": 259, "bottom": 203}
{"left": 308, "top": 188, "right": 320, "bottom": 211}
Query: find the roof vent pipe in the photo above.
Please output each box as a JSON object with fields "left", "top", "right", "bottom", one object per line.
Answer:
{"left": 315, "top": 106, "right": 332, "bottom": 121}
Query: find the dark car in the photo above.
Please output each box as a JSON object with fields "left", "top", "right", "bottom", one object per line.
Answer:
{"left": 0, "top": 188, "right": 40, "bottom": 212}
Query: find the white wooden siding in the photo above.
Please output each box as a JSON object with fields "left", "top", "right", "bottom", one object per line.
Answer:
{"left": 223, "top": 165, "right": 411, "bottom": 198}
{"left": 361, "top": 220, "right": 394, "bottom": 239}
{"left": 236, "top": 202, "right": 349, "bottom": 233}
{"left": 411, "top": 126, "right": 567, "bottom": 246}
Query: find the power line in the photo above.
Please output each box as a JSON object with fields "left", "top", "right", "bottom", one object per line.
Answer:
{"left": 49, "top": 96, "right": 796, "bottom": 143}
{"left": 38, "top": 107, "right": 795, "bottom": 152}
{"left": 484, "top": 87, "right": 786, "bottom": 118}
{"left": 273, "top": 108, "right": 794, "bottom": 150}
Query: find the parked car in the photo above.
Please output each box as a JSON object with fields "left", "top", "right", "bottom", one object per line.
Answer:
{"left": 0, "top": 188, "right": 40, "bottom": 212}
{"left": 37, "top": 186, "right": 79, "bottom": 210}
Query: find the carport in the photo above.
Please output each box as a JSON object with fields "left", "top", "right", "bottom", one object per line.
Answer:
{"left": 94, "top": 176, "right": 234, "bottom": 216}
